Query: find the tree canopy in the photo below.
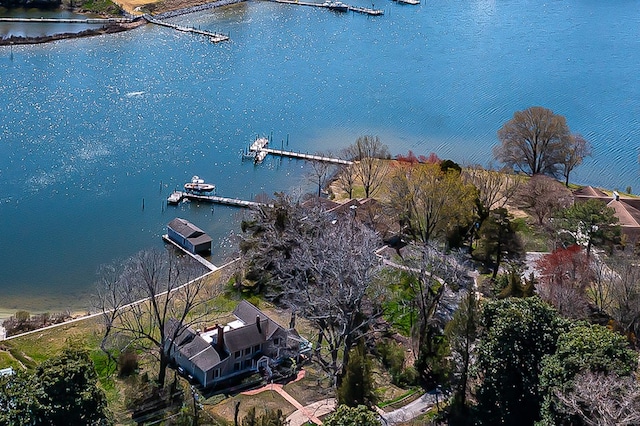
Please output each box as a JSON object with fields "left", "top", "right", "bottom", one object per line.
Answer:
{"left": 323, "top": 404, "right": 380, "bottom": 426}
{"left": 475, "top": 297, "right": 568, "bottom": 425}
{"left": 538, "top": 324, "right": 638, "bottom": 425}
{"left": 473, "top": 208, "right": 523, "bottom": 279}
{"left": 560, "top": 198, "right": 620, "bottom": 256}
{"left": 386, "top": 162, "right": 477, "bottom": 245}
{"left": 494, "top": 106, "right": 573, "bottom": 176}
{"left": 0, "top": 347, "right": 112, "bottom": 425}
{"left": 95, "top": 248, "right": 215, "bottom": 388}
{"left": 240, "top": 195, "right": 384, "bottom": 384}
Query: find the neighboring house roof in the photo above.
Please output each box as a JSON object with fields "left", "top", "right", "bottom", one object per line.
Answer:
{"left": 607, "top": 200, "right": 640, "bottom": 228}
{"left": 301, "top": 197, "right": 341, "bottom": 211}
{"left": 168, "top": 217, "right": 212, "bottom": 246}
{"left": 572, "top": 187, "right": 640, "bottom": 241}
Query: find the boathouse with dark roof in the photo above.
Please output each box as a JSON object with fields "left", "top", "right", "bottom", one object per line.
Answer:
{"left": 167, "top": 217, "right": 212, "bottom": 255}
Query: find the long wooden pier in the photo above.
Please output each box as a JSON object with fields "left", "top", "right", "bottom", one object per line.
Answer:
{"left": 271, "top": 0, "right": 383, "bottom": 16}
{"left": 167, "top": 191, "right": 271, "bottom": 208}
{"left": 261, "top": 148, "right": 354, "bottom": 165}
{"left": 144, "top": 15, "right": 229, "bottom": 42}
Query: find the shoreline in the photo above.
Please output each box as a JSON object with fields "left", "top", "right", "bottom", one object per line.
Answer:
{"left": 0, "top": 0, "right": 244, "bottom": 45}
{"left": 0, "top": 20, "right": 143, "bottom": 45}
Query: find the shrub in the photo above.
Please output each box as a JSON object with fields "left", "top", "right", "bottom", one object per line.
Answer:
{"left": 118, "top": 349, "right": 139, "bottom": 378}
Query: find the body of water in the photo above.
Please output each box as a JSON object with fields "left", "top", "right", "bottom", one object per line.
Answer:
{"left": 0, "top": 0, "right": 639, "bottom": 312}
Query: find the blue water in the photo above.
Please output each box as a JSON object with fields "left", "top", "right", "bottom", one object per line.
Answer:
{"left": 0, "top": 0, "right": 639, "bottom": 311}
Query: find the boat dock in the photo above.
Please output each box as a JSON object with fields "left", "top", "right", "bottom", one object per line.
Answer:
{"left": 261, "top": 148, "right": 354, "bottom": 165}
{"left": 247, "top": 136, "right": 354, "bottom": 165}
{"left": 271, "top": 0, "right": 384, "bottom": 16}
{"left": 144, "top": 15, "right": 229, "bottom": 42}
{"left": 167, "top": 191, "right": 271, "bottom": 208}
{"left": 162, "top": 234, "right": 218, "bottom": 271}
{"left": 348, "top": 5, "right": 384, "bottom": 15}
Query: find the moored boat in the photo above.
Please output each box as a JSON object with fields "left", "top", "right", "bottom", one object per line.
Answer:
{"left": 184, "top": 176, "right": 216, "bottom": 193}
{"left": 322, "top": 0, "right": 349, "bottom": 12}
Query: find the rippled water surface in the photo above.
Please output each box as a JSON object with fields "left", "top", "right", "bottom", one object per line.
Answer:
{"left": 0, "top": 0, "right": 639, "bottom": 311}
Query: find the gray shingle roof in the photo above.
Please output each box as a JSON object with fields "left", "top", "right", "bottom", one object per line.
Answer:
{"left": 223, "top": 320, "right": 268, "bottom": 353}
{"left": 233, "top": 300, "right": 282, "bottom": 340}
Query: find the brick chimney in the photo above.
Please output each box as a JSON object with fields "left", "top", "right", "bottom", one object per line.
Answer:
{"left": 216, "top": 324, "right": 224, "bottom": 353}
{"left": 256, "top": 315, "right": 262, "bottom": 334}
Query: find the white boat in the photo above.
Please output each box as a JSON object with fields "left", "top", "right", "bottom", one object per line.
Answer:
{"left": 167, "top": 191, "right": 184, "bottom": 204}
{"left": 323, "top": 0, "right": 349, "bottom": 11}
{"left": 184, "top": 176, "right": 216, "bottom": 193}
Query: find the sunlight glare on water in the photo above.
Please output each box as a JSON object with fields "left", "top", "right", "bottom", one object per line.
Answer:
{"left": 0, "top": 0, "right": 639, "bottom": 310}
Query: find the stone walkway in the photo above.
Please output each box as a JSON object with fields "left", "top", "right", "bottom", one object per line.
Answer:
{"left": 241, "top": 370, "right": 325, "bottom": 425}
{"left": 286, "top": 398, "right": 336, "bottom": 426}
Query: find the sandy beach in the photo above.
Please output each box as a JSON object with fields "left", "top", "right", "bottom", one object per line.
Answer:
{"left": 114, "top": 0, "right": 220, "bottom": 15}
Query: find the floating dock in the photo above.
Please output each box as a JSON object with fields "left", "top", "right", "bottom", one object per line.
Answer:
{"left": 167, "top": 191, "right": 271, "bottom": 208}
{"left": 270, "top": 0, "right": 383, "bottom": 16}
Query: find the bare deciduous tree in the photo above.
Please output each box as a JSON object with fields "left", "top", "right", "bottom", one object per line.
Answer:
{"left": 462, "top": 165, "right": 522, "bottom": 219}
{"left": 345, "top": 135, "right": 390, "bottom": 198}
{"left": 240, "top": 197, "right": 384, "bottom": 385}
{"left": 514, "top": 175, "right": 572, "bottom": 225}
{"left": 307, "top": 153, "right": 334, "bottom": 198}
{"left": 607, "top": 256, "right": 640, "bottom": 340}
{"left": 95, "top": 248, "right": 219, "bottom": 387}
{"left": 562, "top": 133, "right": 592, "bottom": 187}
{"left": 400, "top": 244, "right": 470, "bottom": 385}
{"left": 494, "top": 106, "right": 572, "bottom": 176}
{"left": 555, "top": 371, "right": 640, "bottom": 426}
{"left": 335, "top": 163, "right": 357, "bottom": 199}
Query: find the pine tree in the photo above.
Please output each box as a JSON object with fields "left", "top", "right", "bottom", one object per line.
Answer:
{"left": 337, "top": 340, "right": 375, "bottom": 407}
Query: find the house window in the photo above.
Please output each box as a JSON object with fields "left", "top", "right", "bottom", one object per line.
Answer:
{"left": 244, "top": 348, "right": 251, "bottom": 356}
{"left": 243, "top": 359, "right": 252, "bottom": 369}
{"left": 253, "top": 344, "right": 260, "bottom": 353}
{"left": 234, "top": 362, "right": 240, "bottom": 372}
{"left": 214, "top": 369, "right": 219, "bottom": 378}
{"left": 273, "top": 338, "right": 281, "bottom": 346}
{"left": 234, "top": 351, "right": 240, "bottom": 359}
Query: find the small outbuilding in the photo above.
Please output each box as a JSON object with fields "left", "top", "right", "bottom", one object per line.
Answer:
{"left": 167, "top": 217, "right": 212, "bottom": 255}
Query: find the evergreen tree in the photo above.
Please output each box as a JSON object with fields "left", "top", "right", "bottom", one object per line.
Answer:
{"left": 475, "top": 297, "right": 568, "bottom": 425}
{"left": 444, "top": 290, "right": 478, "bottom": 421}
{"left": 474, "top": 208, "right": 523, "bottom": 279}
{"left": 497, "top": 268, "right": 536, "bottom": 299}
{"left": 337, "top": 340, "right": 376, "bottom": 407}
{"left": 0, "top": 347, "right": 112, "bottom": 425}
{"left": 324, "top": 405, "right": 379, "bottom": 426}
{"left": 242, "top": 407, "right": 287, "bottom": 426}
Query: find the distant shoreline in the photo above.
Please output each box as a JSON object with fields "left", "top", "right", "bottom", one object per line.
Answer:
{"left": 0, "top": 20, "right": 143, "bottom": 45}
{"left": 0, "top": 0, "right": 243, "bottom": 45}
